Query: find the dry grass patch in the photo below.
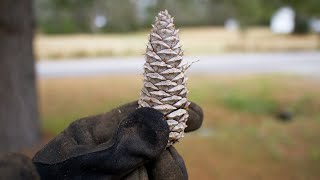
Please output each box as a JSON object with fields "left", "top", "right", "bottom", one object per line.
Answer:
{"left": 35, "top": 27, "right": 320, "bottom": 59}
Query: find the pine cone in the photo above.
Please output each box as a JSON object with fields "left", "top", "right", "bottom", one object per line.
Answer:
{"left": 138, "top": 10, "right": 190, "bottom": 146}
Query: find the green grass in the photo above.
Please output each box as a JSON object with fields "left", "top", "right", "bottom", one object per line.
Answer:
{"left": 37, "top": 74, "right": 320, "bottom": 180}
{"left": 219, "top": 91, "right": 277, "bottom": 114}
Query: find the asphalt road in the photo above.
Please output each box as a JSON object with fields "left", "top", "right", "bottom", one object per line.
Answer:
{"left": 37, "top": 51, "right": 320, "bottom": 78}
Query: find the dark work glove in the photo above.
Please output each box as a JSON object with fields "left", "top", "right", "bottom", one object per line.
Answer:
{"left": 132, "top": 102, "right": 203, "bottom": 180}
{"left": 144, "top": 146, "right": 188, "bottom": 180}
{"left": 32, "top": 101, "right": 203, "bottom": 179}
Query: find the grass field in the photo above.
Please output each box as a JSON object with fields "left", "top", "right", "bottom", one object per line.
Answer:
{"left": 35, "top": 27, "right": 320, "bottom": 60}
{"left": 36, "top": 74, "right": 320, "bottom": 180}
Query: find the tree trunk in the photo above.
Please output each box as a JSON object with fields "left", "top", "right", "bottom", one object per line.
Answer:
{"left": 0, "top": 0, "right": 40, "bottom": 153}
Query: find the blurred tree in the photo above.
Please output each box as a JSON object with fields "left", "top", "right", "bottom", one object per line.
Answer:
{"left": 36, "top": 0, "right": 138, "bottom": 33}
{"left": 34, "top": 0, "right": 320, "bottom": 33}
{"left": 226, "top": 0, "right": 268, "bottom": 26}
{"left": 103, "top": 0, "right": 138, "bottom": 32}
{"left": 0, "top": 0, "right": 40, "bottom": 153}
{"left": 36, "top": 0, "right": 94, "bottom": 33}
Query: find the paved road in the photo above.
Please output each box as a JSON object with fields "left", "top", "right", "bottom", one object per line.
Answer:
{"left": 37, "top": 51, "right": 320, "bottom": 78}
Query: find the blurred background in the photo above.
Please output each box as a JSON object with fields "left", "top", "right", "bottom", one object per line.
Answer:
{"left": 1, "top": 0, "right": 320, "bottom": 179}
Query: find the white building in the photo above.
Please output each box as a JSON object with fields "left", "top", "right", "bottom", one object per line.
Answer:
{"left": 270, "top": 7, "right": 295, "bottom": 34}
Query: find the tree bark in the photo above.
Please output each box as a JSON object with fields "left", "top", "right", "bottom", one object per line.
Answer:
{"left": 0, "top": 0, "right": 40, "bottom": 153}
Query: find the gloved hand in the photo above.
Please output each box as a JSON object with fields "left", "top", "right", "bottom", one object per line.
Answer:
{"left": 32, "top": 101, "right": 203, "bottom": 179}
{"left": 142, "top": 102, "right": 203, "bottom": 180}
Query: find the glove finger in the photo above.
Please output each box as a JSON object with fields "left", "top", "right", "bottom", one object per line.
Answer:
{"left": 185, "top": 101, "right": 204, "bottom": 132}
{"left": 77, "top": 165, "right": 149, "bottom": 180}
{"left": 33, "top": 107, "right": 169, "bottom": 179}
{"left": 120, "top": 100, "right": 203, "bottom": 133}
{"left": 122, "top": 166, "right": 149, "bottom": 180}
{"left": 146, "top": 146, "right": 188, "bottom": 180}
{"left": 33, "top": 101, "right": 140, "bottom": 164}
{"left": 92, "top": 101, "right": 139, "bottom": 144}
